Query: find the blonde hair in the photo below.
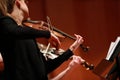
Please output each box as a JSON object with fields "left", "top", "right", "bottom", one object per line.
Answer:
{"left": 0, "top": 0, "right": 7, "bottom": 16}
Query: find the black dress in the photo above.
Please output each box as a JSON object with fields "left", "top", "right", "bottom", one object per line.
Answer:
{"left": 0, "top": 16, "right": 73, "bottom": 80}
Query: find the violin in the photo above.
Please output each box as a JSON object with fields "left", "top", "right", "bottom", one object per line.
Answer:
{"left": 23, "top": 18, "right": 90, "bottom": 52}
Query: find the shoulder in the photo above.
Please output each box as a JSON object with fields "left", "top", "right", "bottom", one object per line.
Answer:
{"left": 0, "top": 16, "right": 16, "bottom": 24}
{"left": 0, "top": 16, "right": 18, "bottom": 30}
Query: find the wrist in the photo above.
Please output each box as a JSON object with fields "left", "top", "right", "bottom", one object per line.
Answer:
{"left": 69, "top": 46, "right": 75, "bottom": 52}
{"left": 66, "top": 66, "right": 71, "bottom": 71}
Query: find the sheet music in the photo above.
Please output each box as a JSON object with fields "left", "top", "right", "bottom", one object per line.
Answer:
{"left": 106, "top": 42, "right": 115, "bottom": 60}
{"left": 105, "top": 37, "right": 120, "bottom": 60}
{"left": 0, "top": 52, "right": 3, "bottom": 61}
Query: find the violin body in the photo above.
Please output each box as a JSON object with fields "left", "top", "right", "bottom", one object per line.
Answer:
{"left": 23, "top": 20, "right": 66, "bottom": 40}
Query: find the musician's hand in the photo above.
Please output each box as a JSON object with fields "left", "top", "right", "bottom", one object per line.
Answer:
{"left": 69, "top": 34, "right": 84, "bottom": 52}
{"left": 68, "top": 55, "right": 85, "bottom": 69}
{"left": 48, "top": 32, "right": 61, "bottom": 50}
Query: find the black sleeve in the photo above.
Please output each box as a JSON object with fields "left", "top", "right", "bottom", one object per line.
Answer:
{"left": 0, "top": 16, "right": 50, "bottom": 39}
{"left": 45, "top": 49, "right": 73, "bottom": 73}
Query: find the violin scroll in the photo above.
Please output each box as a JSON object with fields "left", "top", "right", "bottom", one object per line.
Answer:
{"left": 80, "top": 44, "right": 90, "bottom": 52}
{"left": 81, "top": 61, "right": 94, "bottom": 70}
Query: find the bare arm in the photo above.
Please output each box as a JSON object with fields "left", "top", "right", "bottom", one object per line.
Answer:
{"left": 49, "top": 55, "right": 84, "bottom": 80}
{"left": 49, "top": 67, "right": 70, "bottom": 80}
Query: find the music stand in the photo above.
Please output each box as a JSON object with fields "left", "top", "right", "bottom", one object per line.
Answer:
{"left": 93, "top": 37, "right": 120, "bottom": 79}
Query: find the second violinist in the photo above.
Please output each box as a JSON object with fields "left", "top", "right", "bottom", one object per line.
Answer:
{"left": 0, "top": 0, "right": 84, "bottom": 80}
